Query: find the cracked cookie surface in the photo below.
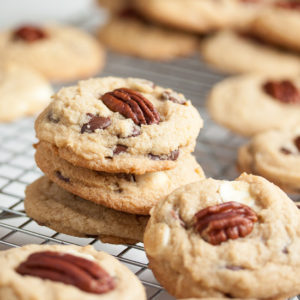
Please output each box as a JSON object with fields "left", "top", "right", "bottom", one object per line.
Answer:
{"left": 35, "top": 77, "right": 202, "bottom": 174}
{"left": 144, "top": 174, "right": 300, "bottom": 299}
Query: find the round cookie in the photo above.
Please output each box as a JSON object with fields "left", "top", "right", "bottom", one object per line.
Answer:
{"left": 98, "top": 15, "right": 198, "bottom": 61}
{"left": 25, "top": 176, "right": 148, "bottom": 244}
{"left": 0, "top": 244, "right": 146, "bottom": 299}
{"left": 132, "top": 0, "right": 263, "bottom": 33}
{"left": 251, "top": 2, "right": 300, "bottom": 52}
{"left": 35, "top": 141, "right": 205, "bottom": 215}
{"left": 201, "top": 30, "right": 300, "bottom": 76}
{"left": 207, "top": 74, "right": 300, "bottom": 136}
{"left": 144, "top": 173, "right": 300, "bottom": 299}
{"left": 0, "top": 62, "right": 52, "bottom": 122}
{"left": 35, "top": 77, "right": 202, "bottom": 174}
{"left": 0, "top": 24, "right": 105, "bottom": 82}
{"left": 238, "top": 127, "right": 300, "bottom": 194}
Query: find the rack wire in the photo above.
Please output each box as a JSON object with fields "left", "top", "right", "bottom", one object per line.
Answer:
{"left": 0, "top": 52, "right": 299, "bottom": 300}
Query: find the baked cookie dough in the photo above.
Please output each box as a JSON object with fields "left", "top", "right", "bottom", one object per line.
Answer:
{"left": 238, "top": 127, "right": 300, "bottom": 194}
{"left": 98, "top": 15, "right": 198, "bottom": 61}
{"left": 207, "top": 74, "right": 300, "bottom": 136}
{"left": 252, "top": 2, "right": 300, "bottom": 52}
{"left": 132, "top": 0, "right": 263, "bottom": 33}
{"left": 25, "top": 176, "right": 148, "bottom": 244}
{"left": 201, "top": 30, "right": 300, "bottom": 76}
{"left": 144, "top": 173, "right": 300, "bottom": 299}
{"left": 35, "top": 77, "right": 202, "bottom": 174}
{"left": 0, "top": 62, "right": 52, "bottom": 122}
{"left": 35, "top": 141, "right": 205, "bottom": 215}
{"left": 0, "top": 244, "right": 146, "bottom": 299}
{"left": 0, "top": 24, "right": 105, "bottom": 82}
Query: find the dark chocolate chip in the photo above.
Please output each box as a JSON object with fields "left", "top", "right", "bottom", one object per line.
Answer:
{"left": 116, "top": 173, "right": 136, "bottom": 182}
{"left": 149, "top": 149, "right": 179, "bottom": 161}
{"left": 280, "top": 147, "right": 292, "bottom": 155}
{"left": 47, "top": 112, "right": 59, "bottom": 123}
{"left": 294, "top": 136, "right": 300, "bottom": 152}
{"left": 113, "top": 144, "right": 128, "bottom": 155}
{"left": 119, "top": 127, "right": 141, "bottom": 139}
{"left": 161, "top": 91, "right": 186, "bottom": 105}
{"left": 55, "top": 171, "right": 70, "bottom": 183}
{"left": 81, "top": 114, "right": 111, "bottom": 133}
{"left": 282, "top": 246, "right": 289, "bottom": 254}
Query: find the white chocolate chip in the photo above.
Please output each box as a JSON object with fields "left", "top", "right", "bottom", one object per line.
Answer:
{"left": 138, "top": 172, "right": 169, "bottom": 189}
{"left": 219, "top": 181, "right": 256, "bottom": 208}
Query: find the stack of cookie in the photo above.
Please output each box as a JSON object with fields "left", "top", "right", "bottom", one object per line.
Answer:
{"left": 25, "top": 76, "right": 205, "bottom": 244}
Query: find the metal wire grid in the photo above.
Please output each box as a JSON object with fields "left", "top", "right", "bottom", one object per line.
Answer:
{"left": 0, "top": 52, "right": 299, "bottom": 300}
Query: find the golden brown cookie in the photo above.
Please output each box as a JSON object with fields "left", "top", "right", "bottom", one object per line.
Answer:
{"left": 25, "top": 176, "right": 148, "bottom": 244}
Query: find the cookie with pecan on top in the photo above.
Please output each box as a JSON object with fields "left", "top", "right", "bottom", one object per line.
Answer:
{"left": 251, "top": 1, "right": 300, "bottom": 52}
{"left": 35, "top": 77, "right": 202, "bottom": 174}
{"left": 0, "top": 24, "right": 105, "bottom": 82}
{"left": 207, "top": 74, "right": 300, "bottom": 136}
{"left": 144, "top": 174, "right": 300, "bottom": 299}
{"left": 0, "top": 244, "right": 146, "bottom": 299}
{"left": 238, "top": 126, "right": 300, "bottom": 194}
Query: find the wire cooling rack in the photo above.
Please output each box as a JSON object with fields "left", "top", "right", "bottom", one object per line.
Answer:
{"left": 0, "top": 52, "right": 299, "bottom": 300}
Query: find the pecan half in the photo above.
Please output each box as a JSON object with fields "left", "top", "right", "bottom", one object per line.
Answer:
{"left": 275, "top": 0, "right": 300, "bottom": 10}
{"left": 16, "top": 251, "right": 115, "bottom": 294}
{"left": 13, "top": 25, "right": 47, "bottom": 42}
{"left": 101, "top": 88, "right": 160, "bottom": 125}
{"left": 194, "top": 201, "right": 258, "bottom": 245}
{"left": 294, "top": 136, "right": 300, "bottom": 151}
{"left": 81, "top": 113, "right": 111, "bottom": 133}
{"left": 263, "top": 80, "right": 300, "bottom": 104}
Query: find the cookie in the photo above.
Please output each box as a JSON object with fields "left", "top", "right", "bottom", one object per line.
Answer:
{"left": 35, "top": 141, "right": 205, "bottom": 215}
{"left": 238, "top": 127, "right": 300, "bottom": 194}
{"left": 98, "top": 14, "right": 198, "bottom": 61}
{"left": 0, "top": 244, "right": 146, "bottom": 299}
{"left": 251, "top": 2, "right": 300, "bottom": 52}
{"left": 207, "top": 74, "right": 300, "bottom": 136}
{"left": 25, "top": 176, "right": 148, "bottom": 244}
{"left": 0, "top": 62, "right": 52, "bottom": 122}
{"left": 132, "top": 0, "right": 261, "bottom": 33}
{"left": 35, "top": 77, "right": 202, "bottom": 174}
{"left": 144, "top": 173, "right": 300, "bottom": 299}
{"left": 0, "top": 24, "right": 105, "bottom": 82}
{"left": 201, "top": 30, "right": 300, "bottom": 76}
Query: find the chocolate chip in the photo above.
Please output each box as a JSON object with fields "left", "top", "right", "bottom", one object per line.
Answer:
{"left": 113, "top": 144, "right": 128, "bottom": 155}
{"left": 280, "top": 147, "right": 292, "bottom": 155}
{"left": 226, "top": 265, "right": 244, "bottom": 271}
{"left": 116, "top": 173, "right": 136, "bottom": 182}
{"left": 47, "top": 112, "right": 59, "bottom": 123}
{"left": 149, "top": 149, "right": 179, "bottom": 161}
{"left": 294, "top": 136, "right": 300, "bottom": 152}
{"left": 119, "top": 126, "right": 141, "bottom": 139}
{"left": 282, "top": 246, "right": 289, "bottom": 254}
{"left": 55, "top": 171, "right": 70, "bottom": 183}
{"left": 81, "top": 114, "right": 111, "bottom": 134}
{"left": 161, "top": 91, "right": 187, "bottom": 105}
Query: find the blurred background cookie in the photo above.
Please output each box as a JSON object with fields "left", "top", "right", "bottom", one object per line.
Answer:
{"left": 0, "top": 62, "right": 52, "bottom": 122}
{"left": 238, "top": 127, "right": 300, "bottom": 194}
{"left": 207, "top": 74, "right": 300, "bottom": 136}
{"left": 201, "top": 30, "right": 300, "bottom": 76}
{"left": 0, "top": 24, "right": 105, "bottom": 82}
